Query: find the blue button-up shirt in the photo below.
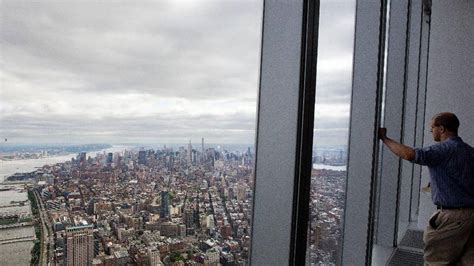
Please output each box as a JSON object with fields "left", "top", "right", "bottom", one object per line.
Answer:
{"left": 412, "top": 136, "right": 474, "bottom": 207}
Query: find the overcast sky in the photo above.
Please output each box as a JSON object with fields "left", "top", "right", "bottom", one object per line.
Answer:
{"left": 0, "top": 0, "right": 355, "bottom": 146}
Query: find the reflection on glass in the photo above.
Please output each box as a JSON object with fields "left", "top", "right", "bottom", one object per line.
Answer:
{"left": 0, "top": 1, "right": 261, "bottom": 265}
{"left": 308, "top": 0, "right": 356, "bottom": 265}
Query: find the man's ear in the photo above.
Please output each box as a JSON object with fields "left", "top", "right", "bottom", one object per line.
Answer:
{"left": 439, "top": 125, "right": 446, "bottom": 133}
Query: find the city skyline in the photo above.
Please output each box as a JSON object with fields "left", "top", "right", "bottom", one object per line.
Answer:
{"left": 1, "top": 0, "right": 355, "bottom": 146}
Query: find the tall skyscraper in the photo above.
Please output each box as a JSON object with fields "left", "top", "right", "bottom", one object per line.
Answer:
{"left": 160, "top": 191, "right": 170, "bottom": 219}
{"left": 167, "top": 153, "right": 174, "bottom": 172}
{"left": 106, "top": 152, "right": 113, "bottom": 165}
{"left": 65, "top": 225, "right": 94, "bottom": 266}
{"left": 138, "top": 150, "right": 147, "bottom": 165}
{"left": 188, "top": 140, "right": 193, "bottom": 164}
{"left": 201, "top": 138, "right": 206, "bottom": 163}
{"left": 77, "top": 152, "right": 87, "bottom": 167}
{"left": 184, "top": 209, "right": 195, "bottom": 235}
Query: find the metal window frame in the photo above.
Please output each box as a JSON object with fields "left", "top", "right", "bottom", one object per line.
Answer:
{"left": 411, "top": 0, "right": 431, "bottom": 222}
{"left": 249, "top": 0, "right": 320, "bottom": 264}
{"left": 397, "top": 0, "right": 423, "bottom": 242}
{"left": 342, "top": 0, "right": 388, "bottom": 264}
{"left": 250, "top": 0, "right": 396, "bottom": 265}
{"left": 376, "top": 0, "right": 411, "bottom": 247}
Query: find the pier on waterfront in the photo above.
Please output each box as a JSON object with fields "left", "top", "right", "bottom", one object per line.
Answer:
{"left": 0, "top": 235, "right": 36, "bottom": 245}
{"left": 0, "top": 222, "right": 34, "bottom": 230}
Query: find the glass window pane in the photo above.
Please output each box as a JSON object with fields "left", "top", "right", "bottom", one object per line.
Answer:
{"left": 308, "top": 0, "right": 356, "bottom": 264}
{"left": 0, "top": 1, "right": 262, "bottom": 265}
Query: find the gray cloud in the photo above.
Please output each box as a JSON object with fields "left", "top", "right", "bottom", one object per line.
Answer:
{"left": 1, "top": 0, "right": 355, "bottom": 146}
{"left": 312, "top": 0, "right": 355, "bottom": 146}
{"left": 1, "top": 112, "right": 256, "bottom": 144}
{"left": 1, "top": 1, "right": 261, "bottom": 99}
{"left": 315, "top": 0, "right": 355, "bottom": 106}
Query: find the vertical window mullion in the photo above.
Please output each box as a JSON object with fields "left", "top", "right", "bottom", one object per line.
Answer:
{"left": 250, "top": 0, "right": 308, "bottom": 264}
{"left": 290, "top": 0, "right": 320, "bottom": 264}
{"left": 341, "top": 0, "right": 387, "bottom": 264}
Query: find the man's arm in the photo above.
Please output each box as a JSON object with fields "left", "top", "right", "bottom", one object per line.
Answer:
{"left": 378, "top": 128, "right": 416, "bottom": 161}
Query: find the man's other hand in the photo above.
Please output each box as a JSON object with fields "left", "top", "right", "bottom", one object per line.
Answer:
{"left": 378, "top": 128, "right": 387, "bottom": 141}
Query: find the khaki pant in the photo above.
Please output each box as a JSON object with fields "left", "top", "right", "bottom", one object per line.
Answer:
{"left": 423, "top": 208, "right": 474, "bottom": 265}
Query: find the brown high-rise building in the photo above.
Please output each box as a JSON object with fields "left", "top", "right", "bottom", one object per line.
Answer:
{"left": 66, "top": 225, "right": 94, "bottom": 266}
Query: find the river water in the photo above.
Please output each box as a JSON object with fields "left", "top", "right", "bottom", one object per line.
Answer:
{"left": 313, "top": 163, "right": 346, "bottom": 171}
{"left": 0, "top": 145, "right": 131, "bottom": 265}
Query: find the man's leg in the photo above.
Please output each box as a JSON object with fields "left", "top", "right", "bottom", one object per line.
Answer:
{"left": 423, "top": 210, "right": 473, "bottom": 265}
{"left": 460, "top": 211, "right": 474, "bottom": 265}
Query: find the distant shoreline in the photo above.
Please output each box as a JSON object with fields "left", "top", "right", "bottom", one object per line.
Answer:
{"left": 0, "top": 145, "right": 129, "bottom": 183}
{"left": 0, "top": 143, "right": 112, "bottom": 161}
{"left": 0, "top": 152, "right": 75, "bottom": 162}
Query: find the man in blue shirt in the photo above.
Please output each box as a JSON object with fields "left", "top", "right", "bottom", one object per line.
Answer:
{"left": 379, "top": 112, "right": 474, "bottom": 265}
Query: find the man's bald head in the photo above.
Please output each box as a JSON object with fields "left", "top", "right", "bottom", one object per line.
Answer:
{"left": 432, "top": 112, "right": 460, "bottom": 135}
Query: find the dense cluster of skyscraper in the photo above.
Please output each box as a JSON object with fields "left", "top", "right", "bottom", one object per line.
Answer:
{"left": 308, "top": 169, "right": 346, "bottom": 265}
{"left": 33, "top": 141, "right": 254, "bottom": 265}
{"left": 25, "top": 140, "right": 349, "bottom": 265}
